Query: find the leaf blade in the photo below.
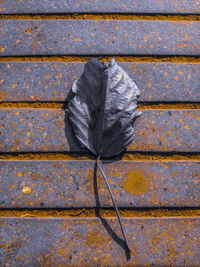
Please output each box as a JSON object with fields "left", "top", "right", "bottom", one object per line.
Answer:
{"left": 67, "top": 58, "right": 141, "bottom": 158}
{"left": 101, "top": 58, "right": 141, "bottom": 157}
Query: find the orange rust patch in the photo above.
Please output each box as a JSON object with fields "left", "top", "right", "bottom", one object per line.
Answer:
{"left": 123, "top": 171, "right": 148, "bottom": 196}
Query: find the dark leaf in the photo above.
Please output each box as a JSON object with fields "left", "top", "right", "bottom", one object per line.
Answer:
{"left": 67, "top": 58, "right": 142, "bottom": 252}
{"left": 68, "top": 57, "right": 141, "bottom": 158}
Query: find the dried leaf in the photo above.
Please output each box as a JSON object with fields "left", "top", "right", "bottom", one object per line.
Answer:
{"left": 68, "top": 58, "right": 141, "bottom": 158}
{"left": 67, "top": 58, "right": 142, "bottom": 252}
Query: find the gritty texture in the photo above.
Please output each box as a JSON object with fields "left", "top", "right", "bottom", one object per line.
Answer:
{"left": 0, "top": 62, "right": 199, "bottom": 102}
{"left": 0, "top": 20, "right": 200, "bottom": 56}
{"left": 0, "top": 109, "right": 199, "bottom": 152}
{"left": 0, "top": 218, "right": 200, "bottom": 265}
{"left": 0, "top": 161, "right": 199, "bottom": 208}
{"left": 1, "top": 0, "right": 200, "bottom": 14}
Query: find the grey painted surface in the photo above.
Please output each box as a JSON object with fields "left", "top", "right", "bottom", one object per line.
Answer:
{"left": 1, "top": 20, "right": 200, "bottom": 55}
{"left": 0, "top": 218, "right": 200, "bottom": 266}
{"left": 0, "top": 161, "right": 199, "bottom": 208}
{"left": 1, "top": 0, "right": 200, "bottom": 14}
{"left": 1, "top": 62, "right": 199, "bottom": 102}
{"left": 0, "top": 109, "right": 199, "bottom": 152}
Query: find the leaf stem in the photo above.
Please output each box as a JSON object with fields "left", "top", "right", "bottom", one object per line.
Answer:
{"left": 96, "top": 158, "right": 133, "bottom": 253}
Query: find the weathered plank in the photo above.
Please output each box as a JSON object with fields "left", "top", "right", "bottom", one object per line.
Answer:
{"left": 0, "top": 109, "right": 199, "bottom": 152}
{"left": 1, "top": 62, "right": 199, "bottom": 102}
{"left": 0, "top": 161, "right": 199, "bottom": 208}
{"left": 0, "top": 217, "right": 200, "bottom": 265}
{"left": 1, "top": 0, "right": 200, "bottom": 14}
{"left": 1, "top": 20, "right": 200, "bottom": 56}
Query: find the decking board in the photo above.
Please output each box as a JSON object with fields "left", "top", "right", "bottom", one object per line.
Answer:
{"left": 0, "top": 217, "right": 200, "bottom": 266}
{"left": 1, "top": 62, "right": 199, "bottom": 102}
{"left": 1, "top": 20, "right": 200, "bottom": 56}
{"left": 0, "top": 160, "right": 199, "bottom": 208}
{"left": 1, "top": 0, "right": 200, "bottom": 14}
{"left": 0, "top": 109, "right": 199, "bottom": 152}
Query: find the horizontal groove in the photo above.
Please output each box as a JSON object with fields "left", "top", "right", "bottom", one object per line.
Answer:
{"left": 0, "top": 102, "right": 199, "bottom": 110}
{"left": 0, "top": 13, "right": 200, "bottom": 21}
{"left": 0, "top": 207, "right": 200, "bottom": 218}
{"left": 0, "top": 55, "right": 199, "bottom": 63}
{"left": 137, "top": 102, "right": 199, "bottom": 110}
{"left": 0, "top": 102, "right": 64, "bottom": 109}
{"left": 0, "top": 152, "right": 199, "bottom": 161}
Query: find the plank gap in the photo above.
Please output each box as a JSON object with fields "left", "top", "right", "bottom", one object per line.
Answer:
{"left": 1, "top": 13, "right": 200, "bottom": 21}
{"left": 0, "top": 102, "right": 199, "bottom": 110}
{"left": 0, "top": 207, "right": 200, "bottom": 218}
{"left": 0, "top": 55, "right": 199, "bottom": 63}
{"left": 0, "top": 151, "right": 200, "bottom": 161}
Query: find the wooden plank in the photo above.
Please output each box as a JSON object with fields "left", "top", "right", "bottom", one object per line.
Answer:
{"left": 1, "top": 0, "right": 200, "bottom": 14}
{"left": 0, "top": 217, "right": 200, "bottom": 265}
{"left": 0, "top": 109, "right": 199, "bottom": 152}
{"left": 1, "top": 62, "right": 199, "bottom": 102}
{"left": 0, "top": 20, "right": 199, "bottom": 56}
{"left": 0, "top": 161, "right": 199, "bottom": 208}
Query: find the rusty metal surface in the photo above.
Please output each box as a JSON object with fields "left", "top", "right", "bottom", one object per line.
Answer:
{"left": 1, "top": 20, "right": 200, "bottom": 56}
{"left": 0, "top": 109, "right": 199, "bottom": 152}
{"left": 0, "top": 161, "right": 199, "bottom": 208}
{"left": 1, "top": 62, "right": 199, "bottom": 102}
{"left": 1, "top": 0, "right": 200, "bottom": 14}
{"left": 0, "top": 217, "right": 200, "bottom": 265}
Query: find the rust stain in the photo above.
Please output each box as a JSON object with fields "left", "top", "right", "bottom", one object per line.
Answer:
{"left": 123, "top": 171, "right": 148, "bottom": 196}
